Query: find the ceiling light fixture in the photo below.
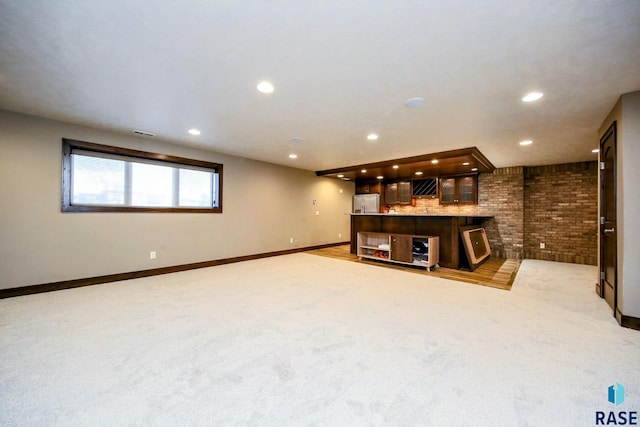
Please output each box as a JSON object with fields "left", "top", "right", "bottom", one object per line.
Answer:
{"left": 257, "top": 81, "right": 274, "bottom": 93}
{"left": 392, "top": 165, "right": 399, "bottom": 169}
{"left": 288, "top": 154, "right": 298, "bottom": 159}
{"left": 188, "top": 128, "right": 201, "bottom": 135}
{"left": 415, "top": 171, "right": 423, "bottom": 175}
{"left": 431, "top": 159, "right": 439, "bottom": 164}
{"left": 337, "top": 174, "right": 344, "bottom": 178}
{"left": 463, "top": 162, "right": 470, "bottom": 166}
{"left": 377, "top": 175, "right": 384, "bottom": 180}
{"left": 519, "top": 140, "right": 533, "bottom": 146}
{"left": 404, "top": 97, "right": 425, "bottom": 108}
{"left": 592, "top": 149, "right": 600, "bottom": 153}
{"left": 471, "top": 168, "right": 478, "bottom": 172}
{"left": 361, "top": 169, "right": 367, "bottom": 173}
{"left": 522, "top": 92, "right": 543, "bottom": 102}
{"left": 367, "top": 133, "right": 379, "bottom": 141}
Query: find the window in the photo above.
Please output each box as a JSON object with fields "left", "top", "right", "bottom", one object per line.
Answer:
{"left": 62, "top": 139, "right": 222, "bottom": 213}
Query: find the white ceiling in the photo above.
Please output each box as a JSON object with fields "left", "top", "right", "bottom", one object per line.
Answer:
{"left": 1, "top": 1, "right": 639, "bottom": 172}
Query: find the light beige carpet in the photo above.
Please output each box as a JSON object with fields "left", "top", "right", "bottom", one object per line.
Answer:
{"left": 1, "top": 254, "right": 638, "bottom": 426}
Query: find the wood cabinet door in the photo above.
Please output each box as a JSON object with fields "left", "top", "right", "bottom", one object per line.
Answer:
{"left": 457, "top": 176, "right": 476, "bottom": 203}
{"left": 398, "top": 181, "right": 411, "bottom": 204}
{"left": 385, "top": 183, "right": 398, "bottom": 204}
{"left": 439, "top": 176, "right": 477, "bottom": 204}
{"left": 390, "top": 235, "right": 413, "bottom": 263}
{"left": 439, "top": 178, "right": 456, "bottom": 203}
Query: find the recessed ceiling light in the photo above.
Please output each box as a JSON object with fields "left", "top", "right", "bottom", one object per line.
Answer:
{"left": 404, "top": 97, "right": 425, "bottom": 108}
{"left": 188, "top": 128, "right": 201, "bottom": 135}
{"left": 471, "top": 168, "right": 478, "bottom": 172}
{"left": 342, "top": 178, "right": 350, "bottom": 181}
{"left": 519, "top": 140, "right": 533, "bottom": 146}
{"left": 361, "top": 169, "right": 367, "bottom": 173}
{"left": 367, "top": 133, "right": 379, "bottom": 141}
{"left": 592, "top": 149, "right": 599, "bottom": 153}
{"left": 257, "top": 81, "right": 274, "bottom": 93}
{"left": 288, "top": 154, "right": 298, "bottom": 159}
{"left": 290, "top": 136, "right": 304, "bottom": 143}
{"left": 431, "top": 159, "right": 439, "bottom": 164}
{"left": 415, "top": 171, "right": 423, "bottom": 175}
{"left": 392, "top": 165, "right": 399, "bottom": 169}
{"left": 377, "top": 175, "right": 384, "bottom": 180}
{"left": 337, "top": 174, "right": 344, "bottom": 178}
{"left": 522, "top": 92, "right": 543, "bottom": 102}
{"left": 463, "top": 162, "right": 470, "bottom": 166}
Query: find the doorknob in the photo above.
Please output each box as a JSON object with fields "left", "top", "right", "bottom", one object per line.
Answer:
{"left": 604, "top": 228, "right": 615, "bottom": 233}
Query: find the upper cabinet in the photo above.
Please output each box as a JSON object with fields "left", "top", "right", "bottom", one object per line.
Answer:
{"left": 385, "top": 181, "right": 411, "bottom": 204}
{"left": 356, "top": 181, "right": 383, "bottom": 195}
{"left": 412, "top": 178, "right": 438, "bottom": 198}
{"left": 439, "top": 175, "right": 478, "bottom": 205}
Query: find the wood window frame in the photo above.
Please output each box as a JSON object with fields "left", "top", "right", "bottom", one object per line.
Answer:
{"left": 62, "top": 139, "right": 223, "bottom": 213}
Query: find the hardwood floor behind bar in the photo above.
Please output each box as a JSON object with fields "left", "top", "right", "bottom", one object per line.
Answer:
{"left": 307, "top": 245, "right": 520, "bottom": 291}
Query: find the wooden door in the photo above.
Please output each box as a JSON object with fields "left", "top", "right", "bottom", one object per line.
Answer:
{"left": 600, "top": 122, "right": 617, "bottom": 314}
{"left": 390, "top": 235, "right": 413, "bottom": 263}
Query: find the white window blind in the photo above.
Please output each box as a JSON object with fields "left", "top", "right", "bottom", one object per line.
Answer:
{"left": 68, "top": 148, "right": 219, "bottom": 210}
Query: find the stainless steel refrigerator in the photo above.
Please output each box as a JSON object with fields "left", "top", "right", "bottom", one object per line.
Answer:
{"left": 353, "top": 194, "right": 380, "bottom": 214}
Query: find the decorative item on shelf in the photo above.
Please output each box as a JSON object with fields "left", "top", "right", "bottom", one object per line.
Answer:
{"left": 373, "top": 250, "right": 388, "bottom": 259}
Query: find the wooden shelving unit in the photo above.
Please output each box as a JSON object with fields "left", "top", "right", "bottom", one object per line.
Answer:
{"left": 357, "top": 232, "right": 439, "bottom": 271}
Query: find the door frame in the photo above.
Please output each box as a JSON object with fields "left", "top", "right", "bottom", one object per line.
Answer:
{"left": 598, "top": 121, "right": 617, "bottom": 314}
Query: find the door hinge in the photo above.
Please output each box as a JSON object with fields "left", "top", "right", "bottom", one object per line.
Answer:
{"left": 601, "top": 271, "right": 605, "bottom": 280}
{"left": 600, "top": 216, "right": 605, "bottom": 225}
{"left": 600, "top": 162, "right": 605, "bottom": 170}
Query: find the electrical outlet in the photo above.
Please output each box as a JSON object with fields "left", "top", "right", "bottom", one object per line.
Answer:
{"left": 290, "top": 237, "right": 294, "bottom": 244}
{"left": 315, "top": 210, "right": 320, "bottom": 216}
{"left": 539, "top": 242, "right": 545, "bottom": 249}
{"left": 149, "top": 251, "right": 157, "bottom": 259}
{"left": 338, "top": 233, "right": 342, "bottom": 238}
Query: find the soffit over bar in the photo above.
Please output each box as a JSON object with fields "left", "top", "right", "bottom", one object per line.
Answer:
{"left": 315, "top": 147, "right": 495, "bottom": 182}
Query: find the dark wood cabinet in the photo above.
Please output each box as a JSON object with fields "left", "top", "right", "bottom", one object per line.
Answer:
{"left": 439, "top": 175, "right": 477, "bottom": 205}
{"left": 390, "top": 235, "right": 413, "bottom": 263}
{"left": 385, "top": 181, "right": 411, "bottom": 204}
{"left": 356, "top": 181, "right": 383, "bottom": 195}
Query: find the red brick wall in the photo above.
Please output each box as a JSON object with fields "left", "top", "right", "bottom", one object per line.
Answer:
{"left": 478, "top": 167, "right": 524, "bottom": 260}
{"left": 524, "top": 162, "right": 598, "bottom": 265}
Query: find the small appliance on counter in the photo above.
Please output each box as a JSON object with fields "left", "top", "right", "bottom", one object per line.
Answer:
{"left": 353, "top": 194, "right": 380, "bottom": 213}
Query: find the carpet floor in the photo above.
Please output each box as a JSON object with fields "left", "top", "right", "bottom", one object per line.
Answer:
{"left": 1, "top": 254, "right": 638, "bottom": 426}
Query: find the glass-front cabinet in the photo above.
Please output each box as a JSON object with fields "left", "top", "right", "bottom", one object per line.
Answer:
{"left": 439, "top": 175, "right": 477, "bottom": 205}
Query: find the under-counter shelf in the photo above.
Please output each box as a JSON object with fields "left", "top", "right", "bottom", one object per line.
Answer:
{"left": 357, "top": 232, "right": 439, "bottom": 271}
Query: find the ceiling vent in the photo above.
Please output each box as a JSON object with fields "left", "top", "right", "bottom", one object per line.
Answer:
{"left": 132, "top": 129, "right": 156, "bottom": 137}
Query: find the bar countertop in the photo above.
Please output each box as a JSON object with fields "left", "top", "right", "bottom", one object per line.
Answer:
{"left": 350, "top": 213, "right": 494, "bottom": 218}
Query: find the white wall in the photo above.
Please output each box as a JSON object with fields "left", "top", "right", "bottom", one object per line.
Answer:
{"left": 0, "top": 110, "right": 354, "bottom": 289}
{"left": 619, "top": 91, "right": 640, "bottom": 318}
{"left": 598, "top": 90, "right": 640, "bottom": 320}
